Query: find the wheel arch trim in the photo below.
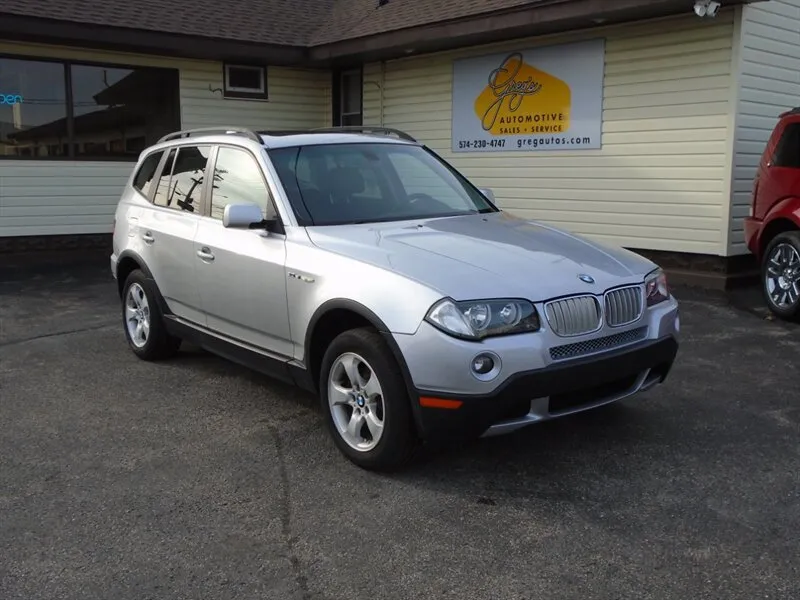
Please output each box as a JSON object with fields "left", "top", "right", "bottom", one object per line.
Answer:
{"left": 115, "top": 250, "right": 171, "bottom": 316}
{"left": 304, "top": 298, "right": 425, "bottom": 432}
{"left": 116, "top": 250, "right": 155, "bottom": 281}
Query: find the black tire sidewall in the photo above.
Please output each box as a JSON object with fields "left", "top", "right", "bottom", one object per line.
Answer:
{"left": 761, "top": 231, "right": 800, "bottom": 320}
{"left": 121, "top": 269, "right": 179, "bottom": 360}
{"left": 319, "top": 328, "right": 416, "bottom": 471}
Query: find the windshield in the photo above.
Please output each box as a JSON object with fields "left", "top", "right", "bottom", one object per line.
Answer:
{"left": 267, "top": 143, "right": 497, "bottom": 226}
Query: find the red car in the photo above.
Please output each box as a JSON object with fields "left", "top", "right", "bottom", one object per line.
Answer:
{"left": 744, "top": 107, "right": 800, "bottom": 321}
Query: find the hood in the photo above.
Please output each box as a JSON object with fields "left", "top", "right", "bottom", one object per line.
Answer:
{"left": 305, "top": 212, "right": 656, "bottom": 302}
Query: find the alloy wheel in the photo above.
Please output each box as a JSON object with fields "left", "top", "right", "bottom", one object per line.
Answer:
{"left": 765, "top": 242, "right": 800, "bottom": 309}
{"left": 125, "top": 282, "right": 151, "bottom": 348}
{"left": 327, "top": 352, "right": 386, "bottom": 452}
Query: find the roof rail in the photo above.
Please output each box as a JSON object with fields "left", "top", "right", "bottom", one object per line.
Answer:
{"left": 257, "top": 130, "right": 314, "bottom": 137}
{"left": 158, "top": 127, "right": 263, "bottom": 144}
{"left": 780, "top": 107, "right": 800, "bottom": 118}
{"left": 310, "top": 126, "right": 417, "bottom": 143}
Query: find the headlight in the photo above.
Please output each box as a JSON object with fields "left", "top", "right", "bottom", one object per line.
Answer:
{"left": 645, "top": 269, "right": 670, "bottom": 306}
{"left": 425, "top": 298, "right": 540, "bottom": 340}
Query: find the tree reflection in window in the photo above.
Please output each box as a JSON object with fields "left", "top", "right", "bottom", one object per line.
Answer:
{"left": 210, "top": 147, "right": 272, "bottom": 220}
{"left": 166, "top": 145, "right": 211, "bottom": 213}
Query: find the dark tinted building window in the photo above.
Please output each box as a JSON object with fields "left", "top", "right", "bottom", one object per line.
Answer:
{"left": 773, "top": 123, "right": 800, "bottom": 168}
{"left": 0, "top": 58, "right": 67, "bottom": 158}
{"left": 0, "top": 56, "right": 179, "bottom": 161}
{"left": 132, "top": 150, "right": 163, "bottom": 197}
{"left": 333, "top": 69, "right": 362, "bottom": 127}
{"left": 223, "top": 64, "right": 267, "bottom": 100}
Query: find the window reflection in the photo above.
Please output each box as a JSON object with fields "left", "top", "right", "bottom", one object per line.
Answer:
{"left": 0, "top": 58, "right": 67, "bottom": 158}
{"left": 153, "top": 145, "right": 211, "bottom": 213}
{"left": 70, "top": 65, "right": 177, "bottom": 159}
{"left": 211, "top": 147, "right": 272, "bottom": 219}
{"left": 0, "top": 57, "right": 179, "bottom": 160}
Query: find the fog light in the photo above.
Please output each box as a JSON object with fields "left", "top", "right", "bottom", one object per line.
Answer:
{"left": 472, "top": 355, "right": 494, "bottom": 374}
{"left": 470, "top": 352, "right": 501, "bottom": 381}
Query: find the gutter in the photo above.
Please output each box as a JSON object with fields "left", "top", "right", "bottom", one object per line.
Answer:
{"left": 308, "top": 0, "right": 758, "bottom": 65}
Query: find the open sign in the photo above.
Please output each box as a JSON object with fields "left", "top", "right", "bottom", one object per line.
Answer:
{"left": 0, "top": 94, "right": 23, "bottom": 105}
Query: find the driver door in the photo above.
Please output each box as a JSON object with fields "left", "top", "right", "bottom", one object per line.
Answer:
{"left": 192, "top": 145, "right": 292, "bottom": 358}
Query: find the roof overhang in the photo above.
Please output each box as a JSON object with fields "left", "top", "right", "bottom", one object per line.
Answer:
{"left": 311, "top": 0, "right": 759, "bottom": 67}
{"left": 0, "top": 0, "right": 761, "bottom": 68}
{"left": 0, "top": 14, "right": 310, "bottom": 66}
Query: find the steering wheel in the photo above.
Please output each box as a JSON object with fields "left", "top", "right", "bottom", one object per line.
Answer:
{"left": 407, "top": 192, "right": 436, "bottom": 205}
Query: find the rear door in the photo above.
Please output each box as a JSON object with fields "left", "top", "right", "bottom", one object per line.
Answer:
{"left": 137, "top": 144, "right": 212, "bottom": 325}
{"left": 193, "top": 145, "right": 292, "bottom": 357}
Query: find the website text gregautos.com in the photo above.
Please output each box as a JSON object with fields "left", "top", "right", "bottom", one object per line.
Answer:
{"left": 516, "top": 135, "right": 592, "bottom": 149}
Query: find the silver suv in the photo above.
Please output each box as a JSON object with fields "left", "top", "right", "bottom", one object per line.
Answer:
{"left": 111, "top": 126, "right": 680, "bottom": 470}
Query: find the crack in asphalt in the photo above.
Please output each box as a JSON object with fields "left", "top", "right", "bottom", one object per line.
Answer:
{"left": 265, "top": 422, "right": 310, "bottom": 600}
{"left": 0, "top": 322, "right": 118, "bottom": 348}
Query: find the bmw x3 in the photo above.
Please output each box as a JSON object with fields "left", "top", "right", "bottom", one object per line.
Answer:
{"left": 111, "top": 126, "right": 680, "bottom": 471}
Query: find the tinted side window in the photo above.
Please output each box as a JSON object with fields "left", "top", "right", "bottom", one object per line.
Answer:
{"left": 210, "top": 147, "right": 274, "bottom": 220}
{"left": 132, "top": 151, "right": 163, "bottom": 197}
{"left": 773, "top": 123, "right": 800, "bottom": 168}
{"left": 153, "top": 145, "right": 211, "bottom": 213}
{"left": 152, "top": 149, "right": 176, "bottom": 207}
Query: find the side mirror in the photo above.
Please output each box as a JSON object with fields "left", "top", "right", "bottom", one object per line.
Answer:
{"left": 479, "top": 187, "right": 495, "bottom": 202}
{"left": 223, "top": 203, "right": 266, "bottom": 229}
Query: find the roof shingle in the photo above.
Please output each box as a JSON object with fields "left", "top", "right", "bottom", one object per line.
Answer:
{"left": 311, "top": 0, "right": 545, "bottom": 46}
{"left": 0, "top": 0, "right": 334, "bottom": 46}
{"left": 0, "top": 0, "right": 548, "bottom": 47}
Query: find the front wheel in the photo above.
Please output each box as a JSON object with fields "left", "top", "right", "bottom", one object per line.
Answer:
{"left": 319, "top": 328, "right": 417, "bottom": 471}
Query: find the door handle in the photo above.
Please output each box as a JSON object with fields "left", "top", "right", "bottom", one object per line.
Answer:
{"left": 142, "top": 231, "right": 155, "bottom": 244}
{"left": 196, "top": 247, "right": 215, "bottom": 262}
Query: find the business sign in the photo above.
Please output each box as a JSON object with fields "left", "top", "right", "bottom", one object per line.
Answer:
{"left": 0, "top": 93, "right": 23, "bottom": 105}
{"left": 451, "top": 39, "right": 604, "bottom": 152}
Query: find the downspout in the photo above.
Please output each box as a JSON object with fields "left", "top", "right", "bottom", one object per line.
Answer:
{"left": 364, "top": 60, "right": 386, "bottom": 126}
{"left": 379, "top": 60, "right": 385, "bottom": 126}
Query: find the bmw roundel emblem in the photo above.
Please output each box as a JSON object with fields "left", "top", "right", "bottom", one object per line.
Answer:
{"left": 578, "top": 274, "right": 595, "bottom": 284}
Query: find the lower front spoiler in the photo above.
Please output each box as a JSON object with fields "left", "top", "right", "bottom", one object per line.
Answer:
{"left": 480, "top": 365, "right": 662, "bottom": 437}
{"left": 412, "top": 336, "right": 678, "bottom": 441}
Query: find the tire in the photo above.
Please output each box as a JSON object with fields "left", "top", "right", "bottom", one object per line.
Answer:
{"left": 319, "top": 327, "right": 417, "bottom": 471}
{"left": 761, "top": 231, "right": 800, "bottom": 322}
{"left": 121, "top": 269, "right": 181, "bottom": 360}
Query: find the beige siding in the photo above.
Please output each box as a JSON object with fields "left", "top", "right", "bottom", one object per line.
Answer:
{"left": 363, "top": 13, "right": 737, "bottom": 255}
{"left": 729, "top": 0, "right": 800, "bottom": 254}
{"left": 0, "top": 41, "right": 329, "bottom": 237}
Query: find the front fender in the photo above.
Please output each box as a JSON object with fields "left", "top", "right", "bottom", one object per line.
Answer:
{"left": 285, "top": 240, "right": 442, "bottom": 362}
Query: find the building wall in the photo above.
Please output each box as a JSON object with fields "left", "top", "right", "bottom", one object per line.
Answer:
{"left": 729, "top": 0, "right": 800, "bottom": 255}
{"left": 363, "top": 12, "right": 738, "bottom": 256}
{"left": 0, "top": 41, "right": 329, "bottom": 238}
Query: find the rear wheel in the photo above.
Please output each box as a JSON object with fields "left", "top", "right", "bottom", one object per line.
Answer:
{"left": 319, "top": 327, "right": 417, "bottom": 471}
{"left": 121, "top": 269, "right": 181, "bottom": 360}
{"left": 762, "top": 231, "right": 800, "bottom": 322}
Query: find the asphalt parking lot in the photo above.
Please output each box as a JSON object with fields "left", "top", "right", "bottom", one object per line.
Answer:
{"left": 1, "top": 263, "right": 799, "bottom": 600}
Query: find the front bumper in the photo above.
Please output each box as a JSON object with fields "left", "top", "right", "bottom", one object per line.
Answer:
{"left": 392, "top": 295, "right": 680, "bottom": 440}
{"left": 412, "top": 335, "right": 677, "bottom": 440}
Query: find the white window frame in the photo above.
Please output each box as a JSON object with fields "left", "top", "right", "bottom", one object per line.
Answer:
{"left": 339, "top": 69, "right": 362, "bottom": 125}
{"left": 223, "top": 64, "right": 268, "bottom": 100}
